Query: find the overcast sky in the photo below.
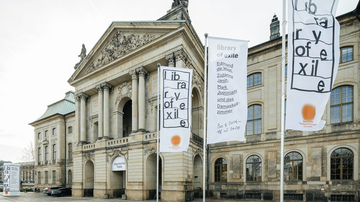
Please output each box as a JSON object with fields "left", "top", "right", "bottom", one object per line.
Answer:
{"left": 0, "top": 0, "right": 357, "bottom": 162}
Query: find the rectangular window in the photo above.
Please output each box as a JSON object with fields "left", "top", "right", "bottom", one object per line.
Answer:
{"left": 245, "top": 193, "right": 261, "bottom": 199}
{"left": 52, "top": 171, "right": 56, "bottom": 184}
{"left": 45, "top": 146, "right": 49, "bottom": 161}
{"left": 53, "top": 144, "right": 56, "bottom": 160}
{"left": 330, "top": 86, "right": 353, "bottom": 124}
{"left": 45, "top": 130, "right": 48, "bottom": 137}
{"left": 68, "top": 126, "right": 72, "bottom": 134}
{"left": 38, "top": 132, "right": 41, "bottom": 139}
{"left": 38, "top": 147, "right": 41, "bottom": 162}
{"left": 37, "top": 172, "right": 41, "bottom": 184}
{"left": 45, "top": 171, "right": 48, "bottom": 184}
{"left": 52, "top": 128, "right": 56, "bottom": 135}
{"left": 341, "top": 47, "right": 353, "bottom": 63}
{"left": 68, "top": 143, "right": 73, "bottom": 159}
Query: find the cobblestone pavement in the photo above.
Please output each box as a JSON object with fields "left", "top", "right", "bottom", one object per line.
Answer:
{"left": 0, "top": 192, "right": 236, "bottom": 202}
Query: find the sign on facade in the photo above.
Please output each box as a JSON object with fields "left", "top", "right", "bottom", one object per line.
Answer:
{"left": 112, "top": 157, "right": 126, "bottom": 171}
{"left": 3, "top": 163, "right": 20, "bottom": 196}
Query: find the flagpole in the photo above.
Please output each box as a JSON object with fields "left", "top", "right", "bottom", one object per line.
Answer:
{"left": 203, "top": 33, "right": 208, "bottom": 202}
{"left": 280, "top": 0, "right": 287, "bottom": 202}
{"left": 157, "top": 63, "right": 160, "bottom": 202}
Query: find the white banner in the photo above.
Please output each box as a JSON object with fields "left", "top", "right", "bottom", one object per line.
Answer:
{"left": 3, "top": 163, "right": 20, "bottom": 196}
{"left": 286, "top": 0, "right": 340, "bottom": 131}
{"left": 160, "top": 66, "right": 192, "bottom": 152}
{"left": 207, "top": 37, "right": 248, "bottom": 144}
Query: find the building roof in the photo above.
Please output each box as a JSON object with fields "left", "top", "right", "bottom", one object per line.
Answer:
{"left": 30, "top": 91, "right": 75, "bottom": 124}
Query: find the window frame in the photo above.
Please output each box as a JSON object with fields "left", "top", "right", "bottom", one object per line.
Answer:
{"left": 45, "top": 171, "right": 48, "bottom": 184}
{"left": 52, "top": 170, "right": 56, "bottom": 184}
{"left": 214, "top": 158, "right": 227, "bottom": 182}
{"left": 53, "top": 144, "right": 56, "bottom": 160}
{"left": 247, "top": 72, "right": 262, "bottom": 88}
{"left": 68, "top": 143, "right": 73, "bottom": 159}
{"left": 38, "top": 147, "right": 41, "bottom": 162}
{"left": 331, "top": 148, "right": 354, "bottom": 180}
{"left": 330, "top": 86, "right": 353, "bottom": 124}
{"left": 247, "top": 104, "right": 262, "bottom": 135}
{"left": 340, "top": 46, "right": 354, "bottom": 63}
{"left": 45, "top": 130, "right": 48, "bottom": 138}
{"left": 38, "top": 132, "right": 41, "bottom": 139}
{"left": 284, "top": 152, "right": 303, "bottom": 181}
{"left": 45, "top": 146, "right": 49, "bottom": 161}
{"left": 68, "top": 126, "right": 72, "bottom": 134}
{"left": 246, "top": 155, "right": 262, "bottom": 182}
{"left": 52, "top": 128, "right": 56, "bottom": 135}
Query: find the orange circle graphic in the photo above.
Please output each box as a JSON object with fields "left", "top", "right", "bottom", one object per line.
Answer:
{"left": 302, "top": 104, "right": 316, "bottom": 120}
{"left": 171, "top": 135, "right": 181, "bottom": 146}
{"left": 5, "top": 191, "right": 8, "bottom": 194}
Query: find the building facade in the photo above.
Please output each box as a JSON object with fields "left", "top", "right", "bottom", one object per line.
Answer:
{"left": 208, "top": 4, "right": 360, "bottom": 201}
{"left": 19, "top": 161, "right": 35, "bottom": 188}
{"left": 31, "top": 1, "right": 360, "bottom": 201}
{"left": 30, "top": 91, "right": 75, "bottom": 190}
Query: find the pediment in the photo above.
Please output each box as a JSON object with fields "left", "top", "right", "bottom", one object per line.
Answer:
{"left": 69, "top": 22, "right": 182, "bottom": 83}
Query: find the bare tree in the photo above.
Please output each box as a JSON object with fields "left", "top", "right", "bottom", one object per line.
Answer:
{"left": 21, "top": 142, "right": 35, "bottom": 162}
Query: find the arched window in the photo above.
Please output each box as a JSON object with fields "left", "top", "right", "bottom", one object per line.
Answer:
{"left": 330, "top": 86, "right": 353, "bottom": 124}
{"left": 247, "top": 73, "right": 262, "bottom": 88}
{"left": 52, "top": 170, "right": 56, "bottom": 184}
{"left": 214, "top": 158, "right": 227, "bottom": 182}
{"left": 284, "top": 152, "right": 303, "bottom": 181}
{"left": 331, "top": 148, "right": 353, "bottom": 180}
{"left": 247, "top": 105, "right": 262, "bottom": 135}
{"left": 246, "top": 155, "right": 262, "bottom": 181}
{"left": 68, "top": 170, "right": 72, "bottom": 185}
{"left": 341, "top": 46, "right": 353, "bottom": 63}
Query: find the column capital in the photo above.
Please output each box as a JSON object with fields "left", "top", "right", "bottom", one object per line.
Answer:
{"left": 96, "top": 84, "right": 103, "bottom": 91}
{"left": 101, "top": 82, "right": 112, "bottom": 90}
{"left": 136, "top": 66, "right": 149, "bottom": 77}
{"left": 76, "top": 92, "right": 89, "bottom": 100}
{"left": 165, "top": 53, "right": 175, "bottom": 67}
{"left": 129, "top": 69, "right": 138, "bottom": 80}
{"left": 174, "top": 48, "right": 191, "bottom": 67}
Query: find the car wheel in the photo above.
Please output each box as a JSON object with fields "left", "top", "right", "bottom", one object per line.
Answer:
{"left": 47, "top": 193, "right": 51, "bottom": 196}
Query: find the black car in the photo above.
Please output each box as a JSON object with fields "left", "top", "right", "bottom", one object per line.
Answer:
{"left": 43, "top": 186, "right": 61, "bottom": 196}
{"left": 51, "top": 187, "right": 72, "bottom": 197}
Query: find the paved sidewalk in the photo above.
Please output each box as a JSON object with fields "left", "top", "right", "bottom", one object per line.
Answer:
{"left": 0, "top": 192, "right": 244, "bottom": 202}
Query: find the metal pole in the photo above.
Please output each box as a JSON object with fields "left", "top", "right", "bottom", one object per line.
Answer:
{"left": 203, "top": 33, "right": 208, "bottom": 202}
{"left": 280, "top": 0, "right": 287, "bottom": 201}
{"left": 156, "top": 64, "right": 160, "bottom": 202}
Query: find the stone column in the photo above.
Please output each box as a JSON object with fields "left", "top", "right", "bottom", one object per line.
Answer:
{"left": 79, "top": 93, "right": 88, "bottom": 143}
{"left": 137, "top": 67, "right": 148, "bottom": 131}
{"left": 75, "top": 95, "right": 81, "bottom": 143}
{"left": 175, "top": 48, "right": 187, "bottom": 68}
{"left": 130, "top": 70, "right": 138, "bottom": 132}
{"left": 96, "top": 84, "right": 103, "bottom": 140}
{"left": 103, "top": 82, "right": 112, "bottom": 139}
{"left": 166, "top": 53, "right": 175, "bottom": 67}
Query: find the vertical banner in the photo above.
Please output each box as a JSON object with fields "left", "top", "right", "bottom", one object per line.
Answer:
{"left": 286, "top": 0, "right": 340, "bottom": 131}
{"left": 3, "top": 163, "right": 20, "bottom": 196}
{"left": 207, "top": 37, "right": 248, "bottom": 144}
{"left": 160, "top": 66, "right": 193, "bottom": 152}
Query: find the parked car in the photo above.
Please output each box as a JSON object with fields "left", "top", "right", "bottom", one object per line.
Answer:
{"left": 51, "top": 187, "right": 71, "bottom": 197}
{"left": 43, "top": 187, "right": 61, "bottom": 196}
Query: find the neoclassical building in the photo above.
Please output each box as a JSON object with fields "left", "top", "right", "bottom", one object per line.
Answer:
{"left": 31, "top": 0, "right": 360, "bottom": 202}
{"left": 67, "top": 1, "right": 204, "bottom": 201}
